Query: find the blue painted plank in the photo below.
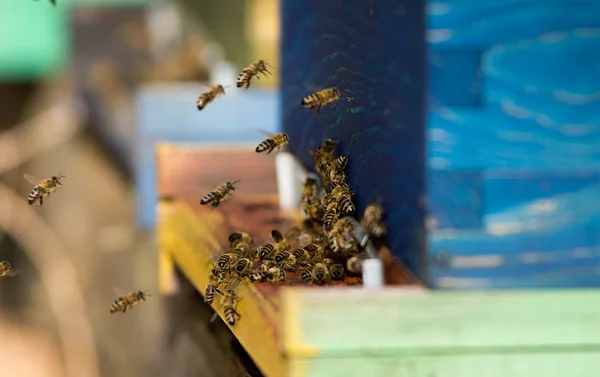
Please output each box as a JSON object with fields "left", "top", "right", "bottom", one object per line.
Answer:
{"left": 134, "top": 85, "right": 280, "bottom": 228}
{"left": 428, "top": 170, "right": 484, "bottom": 229}
{"left": 281, "top": 0, "right": 427, "bottom": 270}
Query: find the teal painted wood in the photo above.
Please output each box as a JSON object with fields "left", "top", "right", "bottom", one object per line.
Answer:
{"left": 283, "top": 288, "right": 600, "bottom": 357}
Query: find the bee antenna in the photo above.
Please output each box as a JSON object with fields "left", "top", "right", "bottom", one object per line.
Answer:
{"left": 232, "top": 180, "right": 241, "bottom": 184}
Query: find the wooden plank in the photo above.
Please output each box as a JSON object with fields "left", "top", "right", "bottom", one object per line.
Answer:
{"left": 281, "top": 0, "right": 427, "bottom": 271}
{"left": 281, "top": 288, "right": 600, "bottom": 356}
{"left": 288, "top": 353, "right": 600, "bottom": 377}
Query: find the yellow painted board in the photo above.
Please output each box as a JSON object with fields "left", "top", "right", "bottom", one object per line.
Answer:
{"left": 158, "top": 201, "right": 286, "bottom": 377}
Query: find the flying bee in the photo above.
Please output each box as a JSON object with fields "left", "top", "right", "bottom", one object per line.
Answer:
{"left": 24, "top": 173, "right": 65, "bottom": 207}
{"left": 301, "top": 88, "right": 341, "bottom": 114}
{"left": 196, "top": 84, "right": 226, "bottom": 110}
{"left": 233, "top": 257, "right": 253, "bottom": 276}
{"left": 228, "top": 231, "right": 253, "bottom": 249}
{"left": 270, "top": 229, "right": 290, "bottom": 250}
{"left": 200, "top": 181, "right": 240, "bottom": 208}
{"left": 255, "top": 132, "right": 290, "bottom": 154}
{"left": 0, "top": 261, "right": 19, "bottom": 279}
{"left": 330, "top": 264, "right": 345, "bottom": 280}
{"left": 362, "top": 203, "right": 386, "bottom": 239}
{"left": 311, "top": 263, "right": 331, "bottom": 285}
{"left": 237, "top": 60, "right": 273, "bottom": 89}
{"left": 110, "top": 288, "right": 151, "bottom": 314}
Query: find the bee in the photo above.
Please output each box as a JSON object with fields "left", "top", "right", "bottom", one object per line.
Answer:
{"left": 311, "top": 263, "right": 331, "bottom": 285}
{"left": 300, "top": 269, "right": 313, "bottom": 282}
{"left": 303, "top": 243, "right": 324, "bottom": 259}
{"left": 24, "top": 173, "right": 65, "bottom": 207}
{"left": 301, "top": 88, "right": 341, "bottom": 114}
{"left": 322, "top": 206, "right": 338, "bottom": 231}
{"left": 273, "top": 250, "right": 291, "bottom": 265}
{"left": 291, "top": 247, "right": 311, "bottom": 263}
{"left": 322, "top": 258, "right": 334, "bottom": 266}
{"left": 228, "top": 232, "right": 253, "bottom": 248}
{"left": 204, "top": 283, "right": 223, "bottom": 305}
{"left": 255, "top": 132, "right": 290, "bottom": 154}
{"left": 200, "top": 181, "right": 240, "bottom": 207}
{"left": 362, "top": 204, "right": 386, "bottom": 239}
{"left": 251, "top": 265, "right": 286, "bottom": 282}
{"left": 328, "top": 217, "right": 357, "bottom": 255}
{"left": 196, "top": 84, "right": 226, "bottom": 110}
{"left": 313, "top": 139, "right": 338, "bottom": 176}
{"left": 110, "top": 289, "right": 151, "bottom": 314}
{"left": 296, "top": 233, "right": 315, "bottom": 248}
{"left": 0, "top": 261, "right": 19, "bottom": 279}
{"left": 301, "top": 178, "right": 322, "bottom": 220}
{"left": 222, "top": 289, "right": 241, "bottom": 326}
{"left": 332, "top": 188, "right": 356, "bottom": 214}
{"left": 346, "top": 254, "right": 365, "bottom": 274}
{"left": 233, "top": 258, "right": 253, "bottom": 276}
{"left": 257, "top": 243, "right": 276, "bottom": 260}
{"left": 330, "top": 264, "right": 345, "bottom": 280}
{"left": 237, "top": 60, "right": 272, "bottom": 89}
{"left": 216, "top": 253, "right": 236, "bottom": 271}
{"left": 270, "top": 229, "right": 290, "bottom": 250}
{"left": 260, "top": 260, "right": 278, "bottom": 271}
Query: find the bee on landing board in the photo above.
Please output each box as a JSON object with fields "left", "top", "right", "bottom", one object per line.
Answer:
{"left": 196, "top": 84, "right": 226, "bottom": 110}
{"left": 255, "top": 132, "right": 290, "bottom": 154}
{"left": 237, "top": 60, "right": 273, "bottom": 89}
{"left": 24, "top": 173, "right": 65, "bottom": 207}
{"left": 110, "top": 288, "right": 151, "bottom": 314}
{"left": 301, "top": 88, "right": 341, "bottom": 114}
{"left": 0, "top": 261, "right": 20, "bottom": 279}
{"left": 200, "top": 181, "right": 240, "bottom": 208}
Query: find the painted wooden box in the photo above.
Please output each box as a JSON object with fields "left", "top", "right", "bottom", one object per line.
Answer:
{"left": 426, "top": 0, "right": 600, "bottom": 288}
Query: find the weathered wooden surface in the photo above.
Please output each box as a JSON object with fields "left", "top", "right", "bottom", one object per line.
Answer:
{"left": 281, "top": 0, "right": 427, "bottom": 272}
{"left": 156, "top": 144, "right": 421, "bottom": 376}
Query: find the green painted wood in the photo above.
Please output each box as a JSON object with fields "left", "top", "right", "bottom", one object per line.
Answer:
{"left": 291, "top": 353, "right": 600, "bottom": 377}
{"left": 283, "top": 288, "right": 600, "bottom": 357}
{"left": 0, "top": 1, "right": 68, "bottom": 80}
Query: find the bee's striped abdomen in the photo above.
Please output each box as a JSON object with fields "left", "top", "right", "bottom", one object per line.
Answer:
{"left": 237, "top": 70, "right": 252, "bottom": 89}
{"left": 255, "top": 139, "right": 276, "bottom": 153}
{"left": 224, "top": 306, "right": 237, "bottom": 325}
{"left": 200, "top": 191, "right": 217, "bottom": 205}
{"left": 28, "top": 186, "right": 40, "bottom": 205}
{"left": 110, "top": 297, "right": 127, "bottom": 314}
{"left": 339, "top": 196, "right": 355, "bottom": 214}
{"left": 301, "top": 93, "right": 320, "bottom": 108}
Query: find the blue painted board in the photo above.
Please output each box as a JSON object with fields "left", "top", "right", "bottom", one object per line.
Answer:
{"left": 424, "top": 0, "right": 600, "bottom": 288}
{"left": 281, "top": 0, "right": 427, "bottom": 270}
{"left": 134, "top": 85, "right": 280, "bottom": 228}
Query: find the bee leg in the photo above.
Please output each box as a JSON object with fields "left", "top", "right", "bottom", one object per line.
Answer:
{"left": 316, "top": 104, "right": 322, "bottom": 114}
{"left": 38, "top": 195, "right": 43, "bottom": 207}
{"left": 122, "top": 306, "right": 127, "bottom": 313}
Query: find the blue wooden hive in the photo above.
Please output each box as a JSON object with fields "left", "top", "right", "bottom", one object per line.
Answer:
{"left": 426, "top": 0, "right": 600, "bottom": 288}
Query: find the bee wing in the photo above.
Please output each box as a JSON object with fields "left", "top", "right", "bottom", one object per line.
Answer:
{"left": 112, "top": 286, "right": 128, "bottom": 297}
{"left": 23, "top": 173, "right": 42, "bottom": 185}
{"left": 257, "top": 129, "right": 273, "bottom": 138}
{"left": 6, "top": 269, "right": 20, "bottom": 277}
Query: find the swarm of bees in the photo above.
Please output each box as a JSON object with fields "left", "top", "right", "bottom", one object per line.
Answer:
{"left": 205, "top": 138, "right": 387, "bottom": 327}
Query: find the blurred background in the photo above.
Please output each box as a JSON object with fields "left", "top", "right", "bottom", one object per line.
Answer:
{"left": 0, "top": 0, "right": 278, "bottom": 376}
{"left": 1, "top": 0, "right": 600, "bottom": 376}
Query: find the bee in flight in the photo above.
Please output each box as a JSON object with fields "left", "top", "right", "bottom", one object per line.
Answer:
{"left": 237, "top": 60, "right": 273, "bottom": 90}
{"left": 301, "top": 88, "right": 341, "bottom": 114}
{"left": 255, "top": 132, "right": 290, "bottom": 154}
{"left": 110, "top": 288, "right": 151, "bottom": 314}
{"left": 196, "top": 84, "right": 227, "bottom": 110}
{"left": 24, "top": 173, "right": 65, "bottom": 207}
{"left": 0, "top": 261, "right": 20, "bottom": 279}
{"left": 200, "top": 181, "right": 240, "bottom": 208}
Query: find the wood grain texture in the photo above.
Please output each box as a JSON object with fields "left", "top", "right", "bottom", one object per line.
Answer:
{"left": 424, "top": 0, "right": 600, "bottom": 288}
{"left": 281, "top": 0, "right": 427, "bottom": 272}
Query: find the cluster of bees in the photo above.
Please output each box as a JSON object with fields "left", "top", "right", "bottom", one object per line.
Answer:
{"left": 202, "top": 134, "right": 386, "bottom": 326}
